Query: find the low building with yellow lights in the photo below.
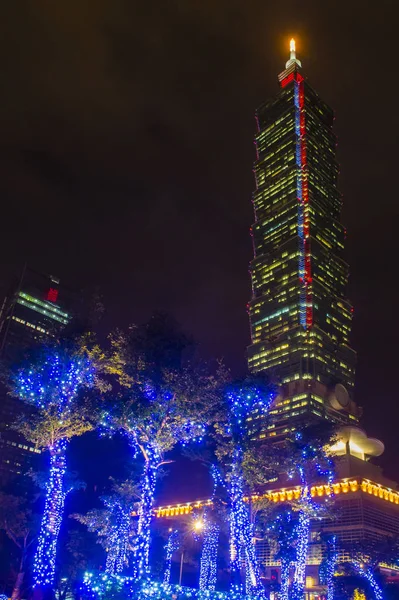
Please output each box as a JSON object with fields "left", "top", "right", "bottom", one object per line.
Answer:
{"left": 155, "top": 430, "right": 399, "bottom": 597}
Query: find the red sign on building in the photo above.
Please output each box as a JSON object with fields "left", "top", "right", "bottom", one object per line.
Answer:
{"left": 46, "top": 288, "right": 59, "bottom": 303}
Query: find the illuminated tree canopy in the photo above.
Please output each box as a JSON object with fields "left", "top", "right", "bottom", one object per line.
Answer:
{"left": 11, "top": 344, "right": 96, "bottom": 595}
{"left": 97, "top": 314, "right": 227, "bottom": 580}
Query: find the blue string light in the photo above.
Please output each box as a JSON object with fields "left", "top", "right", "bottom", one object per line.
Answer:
{"left": 289, "top": 431, "right": 336, "bottom": 599}
{"left": 33, "top": 438, "right": 68, "bottom": 587}
{"left": 14, "top": 349, "right": 95, "bottom": 590}
{"left": 226, "top": 382, "right": 275, "bottom": 596}
{"left": 163, "top": 530, "right": 179, "bottom": 585}
{"left": 326, "top": 535, "right": 337, "bottom": 600}
{"left": 131, "top": 444, "right": 160, "bottom": 579}
{"left": 229, "top": 447, "right": 264, "bottom": 596}
{"left": 199, "top": 465, "right": 224, "bottom": 591}
{"left": 15, "top": 349, "right": 94, "bottom": 415}
{"left": 81, "top": 572, "right": 269, "bottom": 600}
{"left": 291, "top": 510, "right": 310, "bottom": 600}
{"left": 269, "top": 509, "right": 297, "bottom": 600}
{"left": 199, "top": 519, "right": 220, "bottom": 591}
{"left": 101, "top": 383, "right": 206, "bottom": 581}
{"left": 352, "top": 562, "right": 384, "bottom": 600}
{"left": 103, "top": 498, "right": 131, "bottom": 575}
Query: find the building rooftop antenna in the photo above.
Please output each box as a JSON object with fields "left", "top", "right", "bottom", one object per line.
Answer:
{"left": 286, "top": 38, "right": 302, "bottom": 69}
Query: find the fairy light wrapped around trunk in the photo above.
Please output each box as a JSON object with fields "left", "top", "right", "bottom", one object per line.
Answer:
{"left": 319, "top": 534, "right": 337, "bottom": 600}
{"left": 290, "top": 430, "right": 336, "bottom": 600}
{"left": 352, "top": 562, "right": 384, "bottom": 600}
{"left": 13, "top": 347, "right": 95, "bottom": 594}
{"left": 199, "top": 465, "right": 224, "bottom": 591}
{"left": 225, "top": 380, "right": 275, "bottom": 596}
{"left": 163, "top": 530, "right": 179, "bottom": 585}
{"left": 132, "top": 444, "right": 161, "bottom": 578}
{"left": 291, "top": 509, "right": 310, "bottom": 600}
{"left": 199, "top": 513, "right": 220, "bottom": 592}
{"left": 104, "top": 499, "right": 131, "bottom": 575}
{"left": 101, "top": 400, "right": 206, "bottom": 582}
{"left": 34, "top": 439, "right": 68, "bottom": 586}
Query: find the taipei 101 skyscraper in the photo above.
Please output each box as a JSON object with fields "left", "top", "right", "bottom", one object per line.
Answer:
{"left": 247, "top": 40, "right": 360, "bottom": 439}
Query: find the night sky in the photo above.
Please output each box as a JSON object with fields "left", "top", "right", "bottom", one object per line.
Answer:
{"left": 1, "top": 2, "right": 398, "bottom": 479}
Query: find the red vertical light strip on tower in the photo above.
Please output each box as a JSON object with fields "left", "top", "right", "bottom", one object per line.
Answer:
{"left": 295, "top": 73, "right": 313, "bottom": 329}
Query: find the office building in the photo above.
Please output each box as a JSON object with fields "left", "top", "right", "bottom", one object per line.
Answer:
{"left": 0, "top": 267, "right": 71, "bottom": 479}
{"left": 247, "top": 40, "right": 359, "bottom": 439}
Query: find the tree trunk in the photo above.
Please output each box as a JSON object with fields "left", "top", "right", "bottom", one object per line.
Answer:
{"left": 291, "top": 510, "right": 310, "bottom": 600}
{"left": 11, "top": 570, "right": 25, "bottom": 600}
{"left": 33, "top": 440, "right": 68, "bottom": 593}
{"left": 280, "top": 559, "right": 290, "bottom": 600}
{"left": 229, "top": 448, "right": 264, "bottom": 597}
{"left": 132, "top": 447, "right": 158, "bottom": 579}
{"left": 32, "top": 585, "right": 55, "bottom": 600}
{"left": 199, "top": 522, "right": 219, "bottom": 591}
{"left": 11, "top": 545, "right": 27, "bottom": 600}
{"left": 352, "top": 563, "right": 384, "bottom": 600}
{"left": 326, "top": 545, "right": 337, "bottom": 600}
{"left": 105, "top": 502, "right": 130, "bottom": 575}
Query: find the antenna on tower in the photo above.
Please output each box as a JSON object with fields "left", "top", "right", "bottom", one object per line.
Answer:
{"left": 286, "top": 38, "right": 302, "bottom": 69}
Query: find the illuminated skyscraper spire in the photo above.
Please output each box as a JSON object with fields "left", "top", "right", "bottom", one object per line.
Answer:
{"left": 248, "top": 39, "right": 359, "bottom": 439}
{"left": 286, "top": 37, "right": 302, "bottom": 69}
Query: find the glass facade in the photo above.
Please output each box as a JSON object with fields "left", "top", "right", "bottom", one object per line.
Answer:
{"left": 247, "top": 51, "right": 358, "bottom": 434}
{"left": 0, "top": 270, "right": 71, "bottom": 479}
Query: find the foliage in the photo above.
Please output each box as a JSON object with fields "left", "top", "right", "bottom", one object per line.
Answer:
{"left": 16, "top": 408, "right": 93, "bottom": 451}
{"left": 163, "top": 530, "right": 180, "bottom": 585}
{"left": 80, "top": 572, "right": 267, "bottom": 600}
{"left": 54, "top": 529, "right": 95, "bottom": 600}
{"left": 72, "top": 479, "right": 140, "bottom": 575}
{"left": 9, "top": 344, "right": 96, "bottom": 592}
{"left": 97, "top": 314, "right": 228, "bottom": 579}
{"left": 337, "top": 537, "right": 399, "bottom": 600}
{"left": 12, "top": 344, "right": 96, "bottom": 450}
{"left": 0, "top": 491, "right": 39, "bottom": 600}
{"left": 0, "top": 491, "right": 38, "bottom": 552}
{"left": 215, "top": 377, "right": 275, "bottom": 596}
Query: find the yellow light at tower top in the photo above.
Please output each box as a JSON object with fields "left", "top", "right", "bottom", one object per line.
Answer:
{"left": 290, "top": 38, "right": 296, "bottom": 53}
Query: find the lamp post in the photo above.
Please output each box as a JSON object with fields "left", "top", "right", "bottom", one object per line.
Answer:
{"left": 179, "top": 550, "right": 185, "bottom": 585}
{"left": 179, "top": 518, "right": 204, "bottom": 586}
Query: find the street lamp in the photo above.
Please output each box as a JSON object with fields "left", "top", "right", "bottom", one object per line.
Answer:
{"left": 179, "top": 519, "right": 205, "bottom": 585}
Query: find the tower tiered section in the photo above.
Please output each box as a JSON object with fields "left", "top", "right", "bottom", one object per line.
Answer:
{"left": 247, "top": 40, "right": 359, "bottom": 438}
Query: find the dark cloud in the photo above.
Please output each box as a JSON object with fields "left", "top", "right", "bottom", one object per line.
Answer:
{"left": 1, "top": 0, "right": 398, "bottom": 477}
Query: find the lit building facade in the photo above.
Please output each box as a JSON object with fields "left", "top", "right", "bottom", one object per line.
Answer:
{"left": 0, "top": 268, "right": 71, "bottom": 479}
{"left": 247, "top": 41, "right": 359, "bottom": 438}
{"left": 155, "top": 450, "right": 399, "bottom": 596}
{"left": 143, "top": 42, "right": 399, "bottom": 597}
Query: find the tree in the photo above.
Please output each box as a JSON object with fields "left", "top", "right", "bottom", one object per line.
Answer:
{"left": 282, "top": 424, "right": 336, "bottom": 600}
{"left": 10, "top": 344, "right": 96, "bottom": 599}
{"left": 100, "top": 314, "right": 227, "bottom": 580}
{"left": 339, "top": 536, "right": 399, "bottom": 600}
{"left": 163, "top": 530, "right": 179, "bottom": 585}
{"left": 54, "top": 529, "right": 95, "bottom": 600}
{"left": 215, "top": 377, "right": 275, "bottom": 596}
{"left": 0, "top": 492, "right": 39, "bottom": 600}
{"left": 198, "top": 511, "right": 221, "bottom": 592}
{"left": 319, "top": 532, "right": 338, "bottom": 600}
{"left": 244, "top": 423, "right": 336, "bottom": 600}
{"left": 72, "top": 479, "right": 139, "bottom": 575}
{"left": 263, "top": 503, "right": 298, "bottom": 600}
